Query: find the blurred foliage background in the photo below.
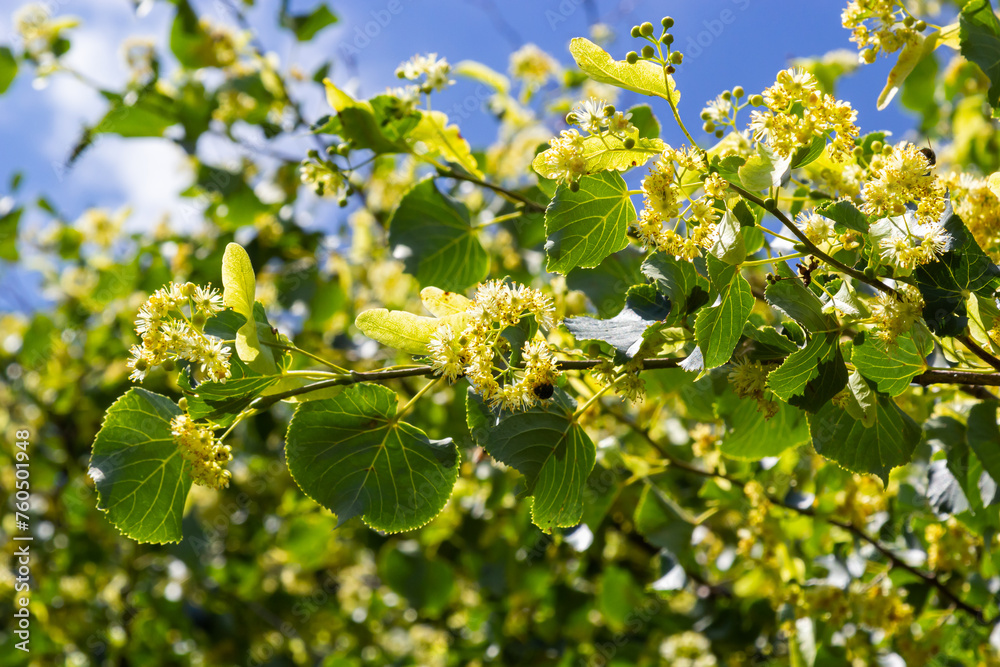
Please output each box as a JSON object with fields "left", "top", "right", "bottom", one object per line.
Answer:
{"left": 3, "top": 0, "right": 1000, "bottom": 666}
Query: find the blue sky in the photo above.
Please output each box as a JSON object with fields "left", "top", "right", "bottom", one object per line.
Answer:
{"left": 0, "top": 0, "right": 928, "bottom": 312}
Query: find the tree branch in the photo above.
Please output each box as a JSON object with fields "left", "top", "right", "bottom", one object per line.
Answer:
{"left": 724, "top": 181, "right": 896, "bottom": 296}
{"left": 610, "top": 405, "right": 991, "bottom": 625}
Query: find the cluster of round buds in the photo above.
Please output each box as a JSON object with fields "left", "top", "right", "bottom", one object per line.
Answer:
{"left": 841, "top": 1, "right": 926, "bottom": 63}
{"left": 699, "top": 87, "right": 745, "bottom": 138}
{"left": 395, "top": 53, "right": 452, "bottom": 94}
{"left": 566, "top": 98, "right": 635, "bottom": 138}
{"left": 170, "top": 415, "right": 232, "bottom": 489}
{"left": 624, "top": 17, "right": 683, "bottom": 75}
{"left": 300, "top": 152, "right": 349, "bottom": 206}
{"left": 728, "top": 358, "right": 778, "bottom": 418}
{"left": 427, "top": 280, "right": 560, "bottom": 413}
{"left": 128, "top": 282, "right": 231, "bottom": 384}
{"left": 748, "top": 67, "right": 859, "bottom": 162}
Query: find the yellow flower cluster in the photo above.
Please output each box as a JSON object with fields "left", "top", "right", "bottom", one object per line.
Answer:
{"left": 635, "top": 148, "right": 719, "bottom": 261}
{"left": 300, "top": 158, "right": 346, "bottom": 199}
{"left": 509, "top": 43, "right": 560, "bottom": 90}
{"left": 728, "top": 358, "right": 778, "bottom": 418}
{"left": 837, "top": 474, "right": 889, "bottom": 527}
{"left": 925, "top": 518, "right": 980, "bottom": 572}
{"left": 842, "top": 0, "right": 918, "bottom": 60}
{"left": 863, "top": 141, "right": 947, "bottom": 227}
{"left": 170, "top": 414, "right": 233, "bottom": 489}
{"left": 534, "top": 129, "right": 587, "bottom": 187}
{"left": 941, "top": 172, "right": 1000, "bottom": 261}
{"left": 870, "top": 285, "right": 924, "bottom": 344}
{"left": 128, "top": 282, "right": 231, "bottom": 383}
{"left": 396, "top": 53, "right": 452, "bottom": 94}
{"left": 427, "top": 281, "right": 559, "bottom": 412}
{"left": 658, "top": 631, "right": 717, "bottom": 667}
{"left": 749, "top": 67, "right": 859, "bottom": 162}
{"left": 14, "top": 3, "right": 80, "bottom": 66}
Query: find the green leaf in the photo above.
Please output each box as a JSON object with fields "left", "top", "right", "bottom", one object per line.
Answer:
{"left": 578, "top": 133, "right": 667, "bottom": 173}
{"left": 322, "top": 80, "right": 413, "bottom": 154}
{"left": 281, "top": 3, "right": 338, "bottom": 41}
{"left": 815, "top": 199, "right": 869, "bottom": 234}
{"left": 185, "top": 375, "right": 281, "bottom": 428}
{"left": 808, "top": 391, "right": 921, "bottom": 483}
{"left": 0, "top": 206, "right": 22, "bottom": 261}
{"left": 633, "top": 484, "right": 694, "bottom": 552}
{"left": 768, "top": 336, "right": 835, "bottom": 402}
{"left": 453, "top": 60, "right": 510, "bottom": 93}
{"left": 0, "top": 46, "right": 18, "bottom": 95}
{"left": 968, "top": 400, "right": 1000, "bottom": 481}
{"left": 695, "top": 258, "right": 754, "bottom": 369}
{"left": 410, "top": 110, "right": 483, "bottom": 178}
{"left": 93, "top": 90, "right": 176, "bottom": 138}
{"left": 765, "top": 273, "right": 833, "bottom": 333}
{"left": 913, "top": 203, "right": 1000, "bottom": 336}
{"left": 355, "top": 308, "right": 465, "bottom": 356}
{"left": 850, "top": 331, "right": 930, "bottom": 396}
{"left": 710, "top": 210, "right": 746, "bottom": 265}
{"left": 222, "top": 243, "right": 276, "bottom": 374}
{"left": 564, "top": 284, "right": 670, "bottom": 356}
{"left": 627, "top": 104, "right": 660, "bottom": 139}
{"left": 789, "top": 135, "right": 827, "bottom": 169}
{"left": 379, "top": 549, "right": 454, "bottom": 616}
{"left": 738, "top": 143, "right": 790, "bottom": 191}
{"left": 567, "top": 247, "right": 645, "bottom": 317}
{"left": 388, "top": 178, "right": 488, "bottom": 291}
{"left": 569, "top": 37, "right": 680, "bottom": 103}
{"left": 720, "top": 399, "right": 810, "bottom": 459}
{"left": 544, "top": 171, "right": 635, "bottom": 274}
{"left": 878, "top": 32, "right": 936, "bottom": 110}
{"left": 743, "top": 324, "right": 799, "bottom": 358}
{"left": 467, "top": 388, "right": 596, "bottom": 532}
{"left": 89, "top": 389, "right": 190, "bottom": 544}
{"left": 642, "top": 252, "right": 711, "bottom": 325}
{"left": 843, "top": 370, "right": 877, "bottom": 427}
{"left": 960, "top": 0, "right": 1000, "bottom": 109}
{"left": 285, "top": 383, "right": 460, "bottom": 532}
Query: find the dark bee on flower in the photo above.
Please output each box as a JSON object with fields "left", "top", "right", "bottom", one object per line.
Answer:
{"left": 918, "top": 145, "right": 936, "bottom": 167}
{"left": 532, "top": 382, "right": 555, "bottom": 400}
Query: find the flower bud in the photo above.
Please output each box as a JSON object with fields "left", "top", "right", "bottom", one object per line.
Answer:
{"left": 661, "top": 16, "right": 674, "bottom": 29}
{"left": 915, "top": 20, "right": 926, "bottom": 31}
{"left": 668, "top": 50, "right": 682, "bottom": 64}
{"left": 624, "top": 137, "right": 636, "bottom": 149}
{"left": 715, "top": 130, "right": 724, "bottom": 138}
{"left": 570, "top": 181, "right": 580, "bottom": 192}
{"left": 639, "top": 22, "right": 654, "bottom": 37}
{"left": 703, "top": 121, "right": 715, "bottom": 133}
{"left": 162, "top": 359, "right": 176, "bottom": 372}
{"left": 626, "top": 51, "right": 639, "bottom": 64}
{"left": 763, "top": 197, "right": 777, "bottom": 211}
{"left": 630, "top": 25, "right": 641, "bottom": 38}
{"left": 641, "top": 44, "right": 655, "bottom": 59}
{"left": 662, "top": 33, "right": 674, "bottom": 45}
{"left": 749, "top": 94, "right": 764, "bottom": 106}
{"left": 733, "top": 86, "right": 744, "bottom": 98}
{"left": 603, "top": 104, "right": 616, "bottom": 117}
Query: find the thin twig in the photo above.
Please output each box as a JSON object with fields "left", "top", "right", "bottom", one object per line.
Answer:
{"left": 609, "top": 406, "right": 991, "bottom": 625}
{"left": 724, "top": 181, "right": 896, "bottom": 296}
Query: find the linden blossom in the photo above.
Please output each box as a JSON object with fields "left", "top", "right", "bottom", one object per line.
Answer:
{"left": 427, "top": 280, "right": 560, "bottom": 413}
